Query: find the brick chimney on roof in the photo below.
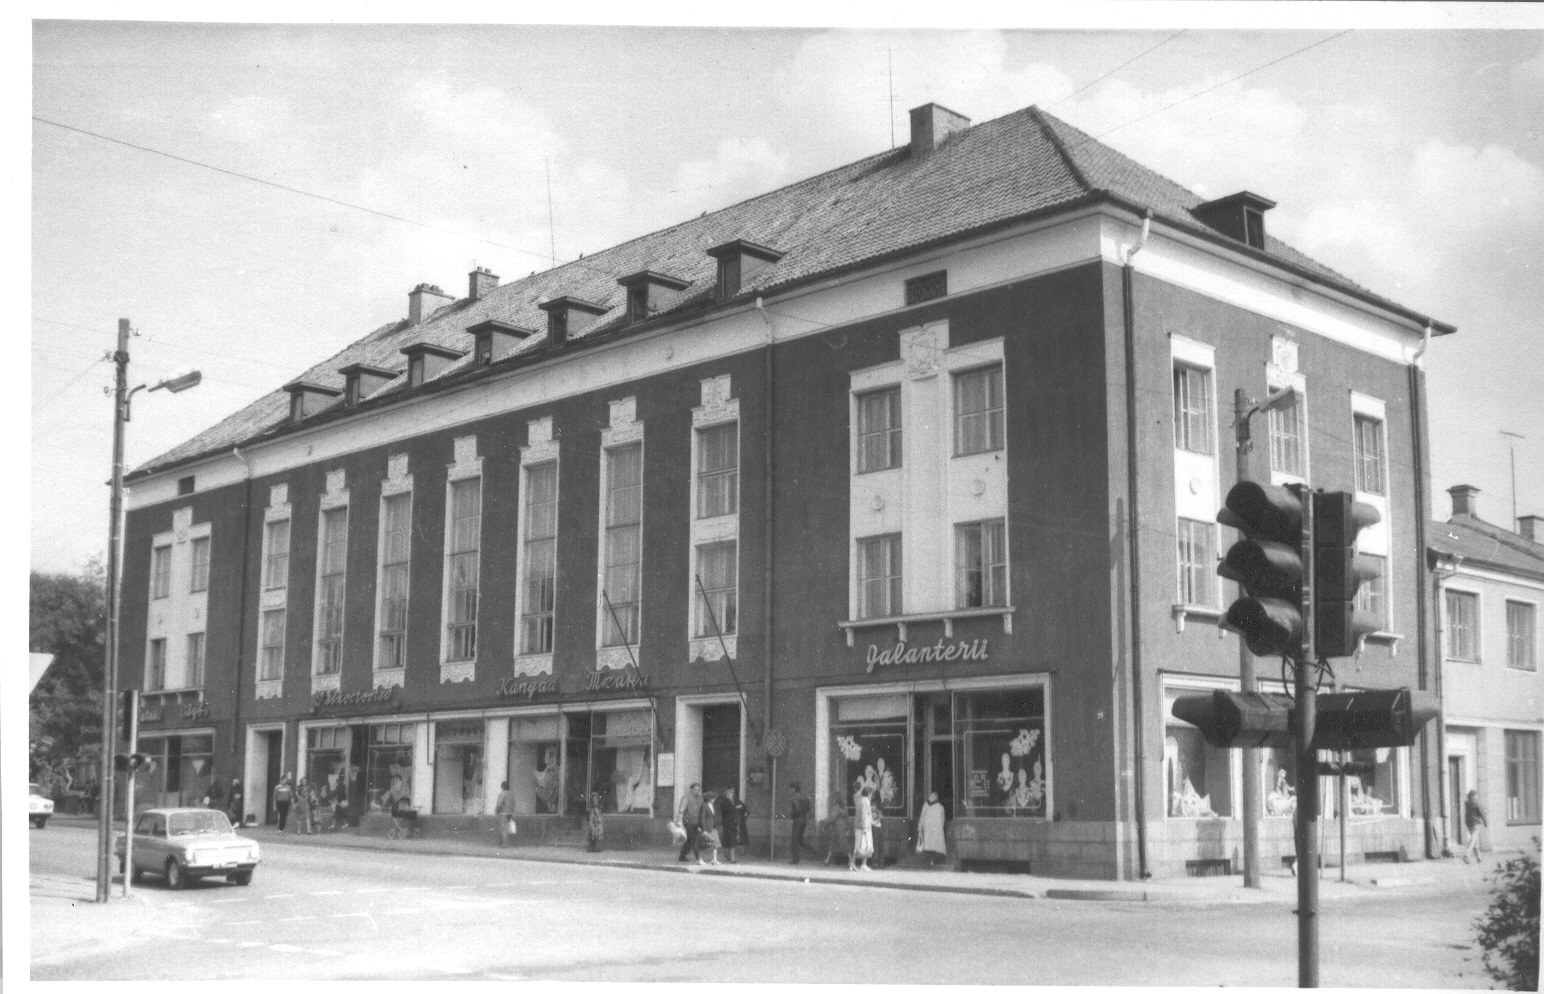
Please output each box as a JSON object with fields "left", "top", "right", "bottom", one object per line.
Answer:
{"left": 408, "top": 283, "right": 454, "bottom": 325}
{"left": 468, "top": 267, "right": 499, "bottom": 302}
{"left": 1449, "top": 484, "right": 1481, "bottom": 519}
{"left": 909, "top": 103, "right": 971, "bottom": 158}
{"left": 1518, "top": 515, "right": 1542, "bottom": 543}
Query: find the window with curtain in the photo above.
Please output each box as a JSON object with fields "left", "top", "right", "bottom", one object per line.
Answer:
{"left": 1507, "top": 601, "right": 1537, "bottom": 671}
{"left": 315, "top": 507, "right": 348, "bottom": 675}
{"left": 1172, "top": 363, "right": 1213, "bottom": 455}
{"left": 377, "top": 492, "right": 411, "bottom": 669}
{"left": 189, "top": 536, "right": 210, "bottom": 593}
{"left": 603, "top": 444, "right": 642, "bottom": 646}
{"left": 1445, "top": 590, "right": 1478, "bottom": 661}
{"left": 151, "top": 545, "right": 171, "bottom": 599}
{"left": 1268, "top": 396, "right": 1305, "bottom": 477}
{"left": 697, "top": 423, "right": 738, "bottom": 518}
{"left": 1353, "top": 414, "right": 1386, "bottom": 495}
{"left": 1176, "top": 518, "right": 1216, "bottom": 606}
{"left": 146, "top": 638, "right": 166, "bottom": 691}
{"left": 857, "top": 533, "right": 902, "bottom": 619}
{"left": 521, "top": 462, "right": 558, "bottom": 655}
{"left": 185, "top": 632, "right": 205, "bottom": 689}
{"left": 1356, "top": 554, "right": 1387, "bottom": 630}
{"left": 263, "top": 519, "right": 290, "bottom": 590}
{"left": 695, "top": 540, "right": 737, "bottom": 637}
{"left": 955, "top": 519, "right": 1007, "bottom": 608}
{"left": 954, "top": 366, "right": 1004, "bottom": 456}
{"left": 259, "top": 609, "right": 285, "bottom": 681}
{"left": 1505, "top": 730, "right": 1541, "bottom": 823}
{"left": 856, "top": 387, "right": 901, "bottom": 473}
{"left": 446, "top": 478, "right": 482, "bottom": 661}
{"left": 1164, "top": 688, "right": 1232, "bottom": 818}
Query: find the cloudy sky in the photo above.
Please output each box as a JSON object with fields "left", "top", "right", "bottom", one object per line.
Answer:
{"left": 30, "top": 13, "right": 1544, "bottom": 573}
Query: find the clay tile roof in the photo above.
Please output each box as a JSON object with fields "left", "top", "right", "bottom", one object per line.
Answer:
{"left": 132, "top": 105, "right": 1448, "bottom": 478}
{"left": 1430, "top": 515, "right": 1544, "bottom": 581}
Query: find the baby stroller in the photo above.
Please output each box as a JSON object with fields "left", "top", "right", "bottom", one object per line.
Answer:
{"left": 387, "top": 795, "right": 421, "bottom": 839}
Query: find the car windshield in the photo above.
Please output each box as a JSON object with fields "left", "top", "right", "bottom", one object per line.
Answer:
{"left": 167, "top": 811, "right": 233, "bottom": 837}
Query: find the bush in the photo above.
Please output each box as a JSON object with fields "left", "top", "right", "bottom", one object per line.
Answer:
{"left": 1473, "top": 838, "right": 1540, "bottom": 991}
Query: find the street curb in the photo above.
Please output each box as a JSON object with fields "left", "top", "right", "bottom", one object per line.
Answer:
{"left": 1044, "top": 888, "right": 1148, "bottom": 902}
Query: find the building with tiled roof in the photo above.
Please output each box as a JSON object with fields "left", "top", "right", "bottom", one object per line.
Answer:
{"left": 118, "top": 101, "right": 1453, "bottom": 880}
{"left": 1429, "top": 485, "right": 1542, "bottom": 855}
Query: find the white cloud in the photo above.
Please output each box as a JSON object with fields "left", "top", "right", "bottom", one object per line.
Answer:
{"left": 207, "top": 94, "right": 291, "bottom": 144}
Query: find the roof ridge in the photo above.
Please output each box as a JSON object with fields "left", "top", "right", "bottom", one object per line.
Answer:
{"left": 1027, "top": 105, "right": 1097, "bottom": 197}
{"left": 1450, "top": 514, "right": 1544, "bottom": 561}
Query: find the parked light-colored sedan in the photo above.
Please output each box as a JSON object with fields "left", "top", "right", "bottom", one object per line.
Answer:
{"left": 29, "top": 783, "right": 53, "bottom": 828}
{"left": 115, "top": 808, "right": 261, "bottom": 888}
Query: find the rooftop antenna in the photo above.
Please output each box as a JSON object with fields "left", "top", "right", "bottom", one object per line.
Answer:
{"left": 545, "top": 157, "right": 557, "bottom": 269}
{"left": 1502, "top": 429, "right": 1526, "bottom": 531}
{"left": 888, "top": 48, "right": 895, "bottom": 149}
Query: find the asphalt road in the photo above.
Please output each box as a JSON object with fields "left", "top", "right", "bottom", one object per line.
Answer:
{"left": 30, "top": 822, "right": 1498, "bottom": 985}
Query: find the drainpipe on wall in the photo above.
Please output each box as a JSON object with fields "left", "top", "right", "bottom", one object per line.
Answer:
{"left": 1122, "top": 210, "right": 1153, "bottom": 879}
{"left": 755, "top": 297, "right": 776, "bottom": 856}
{"left": 1408, "top": 325, "right": 1439, "bottom": 858}
{"left": 1431, "top": 554, "right": 1460, "bottom": 857}
{"left": 231, "top": 446, "right": 254, "bottom": 773}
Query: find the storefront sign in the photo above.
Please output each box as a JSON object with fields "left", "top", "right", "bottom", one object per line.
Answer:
{"left": 138, "top": 705, "right": 164, "bottom": 724}
{"left": 495, "top": 677, "right": 560, "bottom": 700}
{"left": 585, "top": 669, "right": 648, "bottom": 692}
{"left": 968, "top": 769, "right": 990, "bottom": 799}
{"left": 181, "top": 701, "right": 211, "bottom": 721}
{"left": 865, "top": 638, "right": 989, "bottom": 673}
{"left": 311, "top": 687, "right": 399, "bottom": 712}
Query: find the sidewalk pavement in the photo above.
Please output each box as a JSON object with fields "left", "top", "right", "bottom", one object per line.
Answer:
{"left": 46, "top": 813, "right": 1510, "bottom": 905}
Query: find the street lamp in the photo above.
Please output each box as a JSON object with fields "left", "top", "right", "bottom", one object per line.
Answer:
{"left": 96, "top": 319, "right": 201, "bottom": 902}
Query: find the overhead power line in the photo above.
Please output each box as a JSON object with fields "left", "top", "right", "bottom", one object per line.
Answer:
{"left": 1051, "top": 30, "right": 1187, "bottom": 108}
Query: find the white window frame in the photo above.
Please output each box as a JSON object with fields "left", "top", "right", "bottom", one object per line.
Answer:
{"left": 1506, "top": 599, "right": 1538, "bottom": 672}
{"left": 515, "top": 415, "right": 560, "bottom": 677}
{"left": 373, "top": 453, "right": 413, "bottom": 689}
{"left": 1161, "top": 674, "right": 1241, "bottom": 821}
{"left": 146, "top": 637, "right": 167, "bottom": 692}
{"left": 150, "top": 543, "right": 172, "bottom": 600}
{"left": 1350, "top": 392, "right": 1393, "bottom": 635}
{"left": 596, "top": 398, "right": 644, "bottom": 671}
{"left": 256, "top": 483, "right": 291, "bottom": 699}
{"left": 953, "top": 518, "right": 1008, "bottom": 609}
{"left": 185, "top": 631, "right": 206, "bottom": 690}
{"left": 188, "top": 535, "right": 211, "bottom": 594}
{"left": 951, "top": 363, "right": 1005, "bottom": 458}
{"left": 440, "top": 436, "right": 483, "bottom": 683}
{"left": 1267, "top": 373, "right": 1310, "bottom": 486}
{"left": 689, "top": 377, "right": 740, "bottom": 663}
{"left": 1444, "top": 586, "right": 1482, "bottom": 663}
{"left": 311, "top": 469, "right": 350, "bottom": 691}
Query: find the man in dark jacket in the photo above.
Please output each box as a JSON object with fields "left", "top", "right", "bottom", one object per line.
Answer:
{"left": 677, "top": 783, "right": 703, "bottom": 862}
{"left": 718, "top": 788, "right": 749, "bottom": 863}
{"left": 1463, "top": 789, "right": 1488, "bottom": 864}
{"left": 789, "top": 781, "right": 818, "bottom": 864}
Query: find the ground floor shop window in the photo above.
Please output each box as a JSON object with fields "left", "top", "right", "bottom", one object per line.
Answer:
{"left": 830, "top": 694, "right": 908, "bottom": 816}
{"left": 434, "top": 720, "right": 485, "bottom": 814}
{"left": 565, "top": 710, "right": 654, "bottom": 816}
{"left": 1262, "top": 747, "right": 1297, "bottom": 817}
{"left": 1506, "top": 730, "right": 1541, "bottom": 824}
{"left": 306, "top": 726, "right": 349, "bottom": 808}
{"left": 1164, "top": 686, "right": 1232, "bottom": 819}
{"left": 507, "top": 716, "right": 562, "bottom": 814}
{"left": 135, "top": 734, "right": 214, "bottom": 809}
{"left": 955, "top": 687, "right": 1046, "bottom": 818}
{"left": 367, "top": 723, "right": 415, "bottom": 812}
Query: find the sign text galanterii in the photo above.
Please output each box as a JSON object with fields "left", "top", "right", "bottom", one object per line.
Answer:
{"left": 866, "top": 638, "right": 990, "bottom": 674}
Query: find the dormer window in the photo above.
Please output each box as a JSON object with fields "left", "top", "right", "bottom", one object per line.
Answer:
{"left": 617, "top": 270, "right": 691, "bottom": 325}
{"left": 338, "top": 363, "right": 396, "bottom": 408}
{"left": 283, "top": 381, "right": 343, "bottom": 424}
{"left": 1192, "top": 191, "right": 1276, "bottom": 251}
{"left": 536, "top": 297, "right": 609, "bottom": 346}
{"left": 400, "top": 343, "right": 466, "bottom": 389}
{"left": 464, "top": 320, "right": 534, "bottom": 368}
{"left": 705, "top": 240, "right": 784, "bottom": 300}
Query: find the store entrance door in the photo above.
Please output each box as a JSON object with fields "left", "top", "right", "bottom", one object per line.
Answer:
{"left": 701, "top": 705, "right": 741, "bottom": 797}
{"left": 264, "top": 734, "right": 283, "bottom": 825}
{"left": 1449, "top": 756, "right": 1465, "bottom": 844}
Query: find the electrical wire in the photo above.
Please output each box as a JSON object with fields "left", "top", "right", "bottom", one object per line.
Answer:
{"left": 1050, "top": 31, "right": 1187, "bottom": 108}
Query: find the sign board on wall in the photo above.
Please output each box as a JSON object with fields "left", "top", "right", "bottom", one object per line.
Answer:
{"left": 968, "top": 769, "right": 990, "bottom": 800}
{"left": 656, "top": 752, "right": 675, "bottom": 788}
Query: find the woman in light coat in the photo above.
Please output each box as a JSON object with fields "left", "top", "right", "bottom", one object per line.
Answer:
{"left": 851, "top": 785, "right": 875, "bottom": 871}
{"left": 917, "top": 791, "right": 948, "bottom": 866}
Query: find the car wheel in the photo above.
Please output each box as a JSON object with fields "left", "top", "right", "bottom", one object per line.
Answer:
{"left": 32, "top": 816, "right": 46, "bottom": 829}
{"left": 230, "top": 870, "right": 253, "bottom": 886}
{"left": 131, "top": 864, "right": 145, "bottom": 884}
{"left": 165, "top": 858, "right": 187, "bottom": 890}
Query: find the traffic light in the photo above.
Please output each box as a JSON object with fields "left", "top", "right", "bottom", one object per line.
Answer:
{"left": 1170, "top": 690, "right": 1295, "bottom": 749}
{"left": 1312, "top": 689, "right": 1440, "bottom": 750}
{"left": 1217, "top": 481, "right": 1306, "bottom": 658}
{"left": 118, "top": 689, "right": 139, "bottom": 739}
{"left": 1311, "top": 491, "right": 1383, "bottom": 658}
{"left": 113, "top": 753, "right": 157, "bottom": 773}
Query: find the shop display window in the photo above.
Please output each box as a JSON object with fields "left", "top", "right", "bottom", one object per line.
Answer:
{"left": 1163, "top": 687, "right": 1232, "bottom": 819}
{"left": 590, "top": 710, "right": 653, "bottom": 815}
{"left": 830, "top": 694, "right": 908, "bottom": 816}
{"left": 954, "top": 687, "right": 1047, "bottom": 818}
{"left": 1324, "top": 747, "right": 1400, "bottom": 818}
{"left": 506, "top": 715, "right": 562, "bottom": 814}
{"left": 433, "top": 720, "right": 485, "bottom": 814}
{"left": 1262, "top": 747, "right": 1297, "bottom": 817}
{"left": 307, "top": 727, "right": 349, "bottom": 807}
{"left": 366, "top": 723, "right": 415, "bottom": 812}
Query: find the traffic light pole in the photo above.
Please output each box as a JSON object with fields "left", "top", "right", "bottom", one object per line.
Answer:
{"left": 1233, "top": 389, "right": 1262, "bottom": 889}
{"left": 96, "top": 319, "right": 130, "bottom": 904}
{"left": 1295, "top": 488, "right": 1320, "bottom": 989}
{"left": 123, "top": 693, "right": 139, "bottom": 897}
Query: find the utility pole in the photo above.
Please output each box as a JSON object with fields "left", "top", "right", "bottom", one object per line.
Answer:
{"left": 1233, "top": 389, "right": 1262, "bottom": 889}
{"left": 96, "top": 318, "right": 130, "bottom": 902}
{"left": 1295, "top": 488, "right": 1320, "bottom": 988}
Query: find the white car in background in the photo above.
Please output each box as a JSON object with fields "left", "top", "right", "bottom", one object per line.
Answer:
{"left": 29, "top": 784, "right": 53, "bottom": 829}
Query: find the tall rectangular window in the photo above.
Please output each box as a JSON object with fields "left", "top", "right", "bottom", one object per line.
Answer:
{"left": 1507, "top": 601, "right": 1537, "bottom": 671}
{"left": 1354, "top": 415, "right": 1386, "bottom": 495}
{"left": 695, "top": 541, "right": 737, "bottom": 637}
{"left": 856, "top": 388, "right": 902, "bottom": 473}
{"left": 1505, "top": 731, "right": 1541, "bottom": 823}
{"left": 602, "top": 444, "right": 643, "bottom": 646}
{"left": 446, "top": 479, "right": 481, "bottom": 662}
{"left": 1172, "top": 364, "right": 1213, "bottom": 455}
{"left": 151, "top": 545, "right": 171, "bottom": 599}
{"left": 1177, "top": 518, "right": 1217, "bottom": 606}
{"left": 954, "top": 366, "right": 1004, "bottom": 456}
{"left": 146, "top": 638, "right": 166, "bottom": 691}
{"left": 697, "top": 424, "right": 738, "bottom": 519}
{"left": 955, "top": 520, "right": 1007, "bottom": 608}
{"left": 189, "top": 537, "right": 210, "bottom": 593}
{"left": 1446, "top": 590, "right": 1479, "bottom": 661}
{"left": 185, "top": 632, "right": 205, "bottom": 689}
{"left": 263, "top": 519, "right": 290, "bottom": 590}
{"left": 857, "top": 533, "right": 902, "bottom": 619}
{"left": 315, "top": 507, "right": 348, "bottom": 675}
{"left": 1355, "top": 554, "right": 1387, "bottom": 629}
{"left": 377, "top": 493, "right": 411, "bottom": 669}
{"left": 521, "top": 463, "right": 558, "bottom": 655}
{"left": 1268, "top": 398, "right": 1305, "bottom": 477}
{"left": 1165, "top": 686, "right": 1233, "bottom": 818}
{"left": 259, "top": 609, "right": 286, "bottom": 681}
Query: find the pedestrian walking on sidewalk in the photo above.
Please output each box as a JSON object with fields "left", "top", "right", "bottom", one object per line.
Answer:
{"left": 917, "top": 791, "right": 948, "bottom": 866}
{"left": 586, "top": 793, "right": 606, "bottom": 853}
{"left": 676, "top": 783, "right": 704, "bottom": 862}
{"left": 273, "top": 774, "right": 295, "bottom": 832}
{"left": 852, "top": 785, "right": 875, "bottom": 871}
{"left": 697, "top": 790, "right": 722, "bottom": 865}
{"left": 720, "top": 788, "right": 749, "bottom": 863}
{"left": 788, "top": 781, "right": 818, "bottom": 863}
{"left": 293, "top": 778, "right": 312, "bottom": 835}
{"left": 495, "top": 781, "right": 518, "bottom": 848}
{"left": 1463, "top": 789, "right": 1488, "bottom": 864}
{"left": 227, "top": 779, "right": 244, "bottom": 827}
{"left": 871, "top": 795, "right": 887, "bottom": 869}
{"left": 822, "top": 797, "right": 852, "bottom": 866}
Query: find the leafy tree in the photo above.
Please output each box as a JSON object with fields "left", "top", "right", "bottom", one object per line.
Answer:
{"left": 29, "top": 562, "right": 107, "bottom": 791}
{"left": 1473, "top": 839, "right": 1540, "bottom": 991}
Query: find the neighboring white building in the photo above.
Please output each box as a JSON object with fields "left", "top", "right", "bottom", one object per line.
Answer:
{"left": 1430, "top": 485, "right": 1543, "bottom": 854}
